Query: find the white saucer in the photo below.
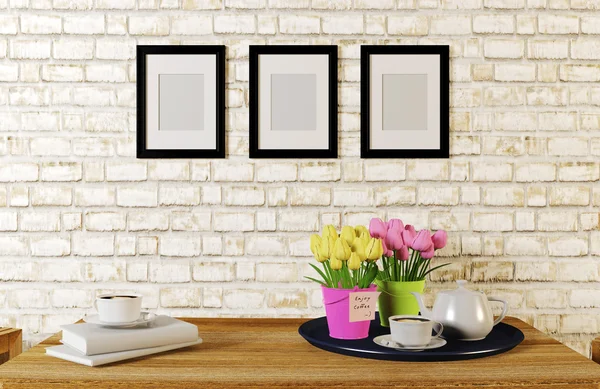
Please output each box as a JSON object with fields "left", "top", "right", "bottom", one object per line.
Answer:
{"left": 373, "top": 335, "right": 447, "bottom": 352}
{"left": 83, "top": 312, "right": 157, "bottom": 328}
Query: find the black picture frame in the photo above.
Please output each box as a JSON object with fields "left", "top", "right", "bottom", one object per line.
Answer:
{"left": 249, "top": 45, "right": 338, "bottom": 159}
{"left": 136, "top": 45, "right": 226, "bottom": 159}
{"left": 360, "top": 45, "right": 449, "bottom": 159}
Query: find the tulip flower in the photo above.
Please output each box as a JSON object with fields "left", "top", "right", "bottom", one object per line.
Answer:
{"left": 366, "top": 238, "right": 383, "bottom": 261}
{"left": 322, "top": 224, "right": 338, "bottom": 243}
{"left": 421, "top": 246, "right": 435, "bottom": 259}
{"left": 330, "top": 254, "right": 342, "bottom": 270}
{"left": 310, "top": 234, "right": 327, "bottom": 262}
{"left": 412, "top": 229, "right": 433, "bottom": 252}
{"left": 340, "top": 226, "right": 356, "bottom": 246}
{"left": 397, "top": 245, "right": 409, "bottom": 261}
{"left": 351, "top": 237, "right": 367, "bottom": 262}
{"left": 432, "top": 230, "right": 448, "bottom": 250}
{"left": 388, "top": 218, "right": 404, "bottom": 232}
{"left": 385, "top": 222, "right": 404, "bottom": 251}
{"left": 354, "top": 225, "right": 369, "bottom": 238}
{"left": 381, "top": 239, "right": 393, "bottom": 257}
{"left": 319, "top": 236, "right": 332, "bottom": 260}
{"left": 348, "top": 252, "right": 361, "bottom": 270}
{"left": 357, "top": 230, "right": 370, "bottom": 248}
{"left": 369, "top": 218, "right": 388, "bottom": 239}
{"left": 333, "top": 238, "right": 351, "bottom": 261}
{"left": 402, "top": 225, "right": 417, "bottom": 248}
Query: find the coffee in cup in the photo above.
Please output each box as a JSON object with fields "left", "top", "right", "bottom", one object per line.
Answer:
{"left": 388, "top": 315, "right": 443, "bottom": 348}
{"left": 95, "top": 293, "right": 142, "bottom": 323}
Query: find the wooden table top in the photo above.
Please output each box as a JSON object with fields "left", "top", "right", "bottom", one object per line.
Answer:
{"left": 1, "top": 316, "right": 600, "bottom": 389}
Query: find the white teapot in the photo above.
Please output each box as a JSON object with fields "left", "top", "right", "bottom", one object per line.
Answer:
{"left": 411, "top": 280, "right": 508, "bottom": 341}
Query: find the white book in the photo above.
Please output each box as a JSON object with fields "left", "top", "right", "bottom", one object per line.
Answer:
{"left": 46, "top": 339, "right": 202, "bottom": 367}
{"left": 61, "top": 315, "right": 199, "bottom": 356}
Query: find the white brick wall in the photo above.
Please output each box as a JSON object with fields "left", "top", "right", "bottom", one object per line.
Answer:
{"left": 0, "top": 1, "right": 597, "bottom": 359}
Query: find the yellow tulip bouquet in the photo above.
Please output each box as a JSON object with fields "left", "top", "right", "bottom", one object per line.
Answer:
{"left": 308, "top": 224, "right": 384, "bottom": 289}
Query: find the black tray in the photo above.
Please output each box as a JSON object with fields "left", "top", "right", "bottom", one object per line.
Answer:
{"left": 298, "top": 313, "right": 524, "bottom": 362}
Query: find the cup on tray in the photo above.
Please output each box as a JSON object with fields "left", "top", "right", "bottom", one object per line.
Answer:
{"left": 388, "top": 315, "right": 444, "bottom": 348}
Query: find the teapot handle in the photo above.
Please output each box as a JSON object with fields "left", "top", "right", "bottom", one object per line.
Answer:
{"left": 488, "top": 297, "right": 508, "bottom": 326}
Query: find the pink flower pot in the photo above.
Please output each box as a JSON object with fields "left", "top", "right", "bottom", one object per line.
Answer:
{"left": 321, "top": 284, "right": 377, "bottom": 340}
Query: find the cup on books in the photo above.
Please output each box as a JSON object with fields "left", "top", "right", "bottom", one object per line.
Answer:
{"left": 94, "top": 293, "right": 143, "bottom": 323}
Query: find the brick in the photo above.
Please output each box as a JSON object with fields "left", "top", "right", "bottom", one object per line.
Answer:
{"left": 256, "top": 163, "right": 297, "bottom": 182}
{"left": 279, "top": 15, "right": 320, "bottom": 34}
{"left": 214, "top": 212, "right": 254, "bottom": 232}
{"left": 0, "top": 163, "right": 38, "bottom": 182}
{"left": 63, "top": 15, "right": 104, "bottom": 34}
{"left": 85, "top": 212, "right": 125, "bottom": 232}
{"left": 472, "top": 261, "right": 513, "bottom": 282}
{"left": 116, "top": 187, "right": 157, "bottom": 207}
{"left": 418, "top": 187, "right": 459, "bottom": 206}
{"left": 388, "top": 16, "right": 428, "bottom": 36}
{"left": 473, "top": 212, "right": 513, "bottom": 232}
{"left": 268, "top": 290, "right": 307, "bottom": 308}
{"left": 430, "top": 15, "right": 471, "bottom": 35}
{"left": 150, "top": 262, "right": 191, "bottom": 283}
{"left": 20, "top": 15, "right": 61, "bottom": 34}
{"left": 484, "top": 39, "right": 524, "bottom": 59}
{"left": 215, "top": 15, "right": 255, "bottom": 34}
{"left": 224, "top": 289, "right": 264, "bottom": 309}
{"left": 515, "top": 163, "right": 555, "bottom": 182}
{"left": 529, "top": 89, "right": 568, "bottom": 107}
{"left": 172, "top": 211, "right": 211, "bottom": 232}
{"left": 159, "top": 187, "right": 200, "bottom": 206}
{"left": 32, "top": 186, "right": 71, "bottom": 206}
{"left": 193, "top": 262, "right": 234, "bottom": 282}
{"left": 558, "top": 162, "right": 599, "bottom": 182}
{"left": 528, "top": 40, "right": 569, "bottom": 59}
{"left": 560, "top": 65, "right": 600, "bottom": 82}
{"left": 129, "top": 16, "right": 169, "bottom": 36}
{"left": 40, "top": 162, "right": 82, "bottom": 182}
{"left": 160, "top": 288, "right": 201, "bottom": 308}
{"left": 128, "top": 211, "right": 169, "bottom": 232}
{"left": 548, "top": 137, "right": 588, "bottom": 156}
{"left": 300, "top": 162, "right": 340, "bottom": 181}
{"left": 323, "top": 16, "right": 363, "bottom": 34}
{"left": 549, "top": 236, "right": 588, "bottom": 257}
{"left": 160, "top": 236, "right": 201, "bottom": 257}
{"left": 21, "top": 212, "right": 60, "bottom": 232}
{"left": 473, "top": 15, "right": 514, "bottom": 34}
{"left": 549, "top": 186, "right": 590, "bottom": 206}
{"left": 538, "top": 14, "right": 579, "bottom": 34}
{"left": 171, "top": 15, "right": 212, "bottom": 35}
{"left": 483, "top": 187, "right": 524, "bottom": 206}
{"left": 72, "top": 234, "right": 114, "bottom": 256}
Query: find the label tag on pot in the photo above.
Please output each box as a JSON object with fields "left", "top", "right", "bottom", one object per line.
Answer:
{"left": 349, "top": 292, "right": 380, "bottom": 322}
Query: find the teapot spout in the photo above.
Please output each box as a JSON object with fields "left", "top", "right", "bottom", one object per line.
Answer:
{"left": 410, "top": 292, "right": 432, "bottom": 319}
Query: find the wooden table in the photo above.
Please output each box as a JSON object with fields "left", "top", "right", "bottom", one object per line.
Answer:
{"left": 1, "top": 317, "right": 600, "bottom": 388}
{"left": 0, "top": 328, "right": 22, "bottom": 365}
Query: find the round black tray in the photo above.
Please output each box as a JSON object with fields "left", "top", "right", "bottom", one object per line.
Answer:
{"left": 298, "top": 313, "right": 524, "bottom": 362}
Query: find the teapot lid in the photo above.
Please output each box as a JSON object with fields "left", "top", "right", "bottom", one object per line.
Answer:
{"left": 440, "top": 280, "right": 483, "bottom": 297}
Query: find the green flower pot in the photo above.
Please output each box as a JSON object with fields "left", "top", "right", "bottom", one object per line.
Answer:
{"left": 376, "top": 280, "right": 426, "bottom": 327}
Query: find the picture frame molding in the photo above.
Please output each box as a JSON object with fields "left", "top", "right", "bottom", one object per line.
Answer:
{"left": 360, "top": 45, "right": 450, "bottom": 159}
{"left": 136, "top": 45, "right": 226, "bottom": 159}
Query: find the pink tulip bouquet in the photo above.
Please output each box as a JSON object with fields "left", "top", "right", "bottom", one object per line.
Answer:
{"left": 369, "top": 218, "right": 449, "bottom": 282}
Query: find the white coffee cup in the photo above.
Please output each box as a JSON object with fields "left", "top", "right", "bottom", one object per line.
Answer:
{"left": 389, "top": 315, "right": 444, "bottom": 348}
{"left": 94, "top": 293, "right": 142, "bottom": 323}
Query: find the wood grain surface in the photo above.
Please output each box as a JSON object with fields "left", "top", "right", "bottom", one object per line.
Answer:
{"left": 593, "top": 336, "right": 600, "bottom": 365}
{"left": 0, "top": 328, "right": 22, "bottom": 366}
{"left": 0, "top": 317, "right": 599, "bottom": 389}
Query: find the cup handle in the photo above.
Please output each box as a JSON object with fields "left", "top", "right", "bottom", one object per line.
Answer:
{"left": 432, "top": 321, "right": 444, "bottom": 339}
{"left": 93, "top": 298, "right": 98, "bottom": 313}
{"left": 488, "top": 297, "right": 508, "bottom": 326}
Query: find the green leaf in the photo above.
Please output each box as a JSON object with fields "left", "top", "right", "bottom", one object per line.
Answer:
{"left": 309, "top": 263, "right": 330, "bottom": 285}
{"left": 304, "top": 276, "right": 326, "bottom": 286}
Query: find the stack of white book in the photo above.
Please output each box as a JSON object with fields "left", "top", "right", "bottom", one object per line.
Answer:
{"left": 46, "top": 316, "right": 202, "bottom": 366}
